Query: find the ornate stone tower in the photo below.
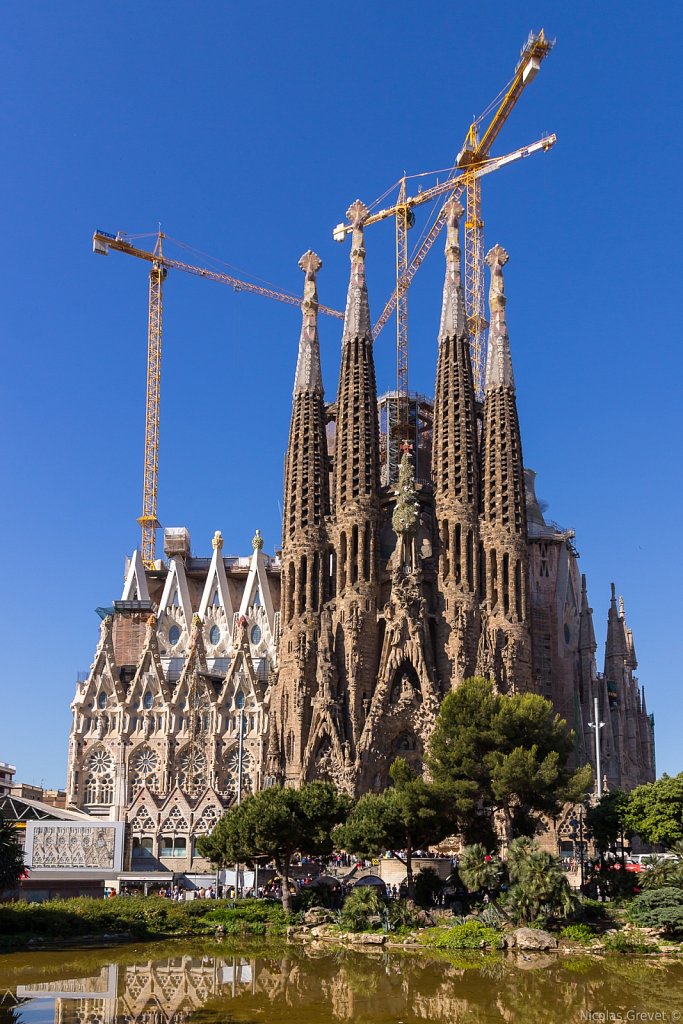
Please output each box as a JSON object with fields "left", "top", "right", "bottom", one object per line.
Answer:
{"left": 477, "top": 245, "right": 532, "bottom": 691}
{"left": 603, "top": 585, "right": 654, "bottom": 788}
{"left": 431, "top": 200, "right": 481, "bottom": 687}
{"left": 331, "top": 200, "right": 382, "bottom": 752}
{"left": 268, "top": 251, "right": 331, "bottom": 783}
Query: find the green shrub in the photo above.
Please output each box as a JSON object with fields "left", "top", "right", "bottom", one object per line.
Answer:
{"left": 560, "top": 923, "right": 595, "bottom": 945}
{"left": 577, "top": 896, "right": 611, "bottom": 920}
{"left": 386, "top": 898, "right": 423, "bottom": 932}
{"left": 602, "top": 929, "right": 657, "bottom": 953}
{"left": 0, "top": 895, "right": 286, "bottom": 944}
{"left": 339, "top": 887, "right": 385, "bottom": 932}
{"left": 414, "top": 867, "right": 444, "bottom": 907}
{"left": 423, "top": 920, "right": 503, "bottom": 950}
{"left": 628, "top": 887, "right": 683, "bottom": 937}
{"left": 292, "top": 886, "right": 326, "bottom": 912}
{"left": 203, "top": 899, "right": 288, "bottom": 935}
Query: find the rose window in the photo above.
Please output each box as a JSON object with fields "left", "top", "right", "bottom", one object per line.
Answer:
{"left": 175, "top": 747, "right": 207, "bottom": 792}
{"left": 130, "top": 747, "right": 160, "bottom": 793}
{"left": 85, "top": 749, "right": 114, "bottom": 774}
{"left": 225, "top": 748, "right": 254, "bottom": 796}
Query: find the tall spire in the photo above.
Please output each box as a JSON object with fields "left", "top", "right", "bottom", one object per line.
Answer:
{"left": 332, "top": 199, "right": 381, "bottom": 749}
{"left": 431, "top": 199, "right": 480, "bottom": 685}
{"left": 293, "top": 250, "right": 323, "bottom": 395}
{"left": 334, "top": 199, "right": 380, "bottom": 515}
{"left": 271, "top": 250, "right": 332, "bottom": 785}
{"left": 478, "top": 244, "right": 531, "bottom": 692}
{"left": 484, "top": 244, "right": 515, "bottom": 391}
{"left": 481, "top": 245, "right": 525, "bottom": 536}
{"left": 605, "top": 582, "right": 628, "bottom": 664}
{"left": 433, "top": 199, "right": 478, "bottom": 506}
{"left": 282, "top": 250, "right": 330, "bottom": 545}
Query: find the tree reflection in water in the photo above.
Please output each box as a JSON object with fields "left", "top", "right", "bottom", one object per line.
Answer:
{"left": 1, "top": 943, "right": 682, "bottom": 1024}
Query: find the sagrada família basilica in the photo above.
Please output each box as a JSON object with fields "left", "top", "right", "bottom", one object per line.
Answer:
{"left": 64, "top": 200, "right": 655, "bottom": 876}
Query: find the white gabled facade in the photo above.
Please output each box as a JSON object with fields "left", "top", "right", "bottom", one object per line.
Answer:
{"left": 67, "top": 528, "right": 280, "bottom": 879}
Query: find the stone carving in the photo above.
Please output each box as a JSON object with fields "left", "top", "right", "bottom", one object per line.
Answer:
{"left": 31, "top": 824, "right": 116, "bottom": 869}
{"left": 392, "top": 450, "right": 420, "bottom": 538}
{"left": 502, "top": 635, "right": 519, "bottom": 690}
{"left": 477, "top": 618, "right": 497, "bottom": 681}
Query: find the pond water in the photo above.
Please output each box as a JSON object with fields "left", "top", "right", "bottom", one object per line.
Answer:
{"left": 1, "top": 940, "right": 682, "bottom": 1024}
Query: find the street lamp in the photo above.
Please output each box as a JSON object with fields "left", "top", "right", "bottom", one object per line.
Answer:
{"left": 587, "top": 696, "right": 605, "bottom": 799}
{"left": 234, "top": 690, "right": 246, "bottom": 898}
{"left": 568, "top": 808, "right": 586, "bottom": 891}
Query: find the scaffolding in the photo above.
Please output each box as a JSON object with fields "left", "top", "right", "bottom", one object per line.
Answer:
{"left": 378, "top": 391, "right": 433, "bottom": 488}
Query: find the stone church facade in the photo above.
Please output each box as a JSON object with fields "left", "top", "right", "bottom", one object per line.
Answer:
{"left": 66, "top": 200, "right": 654, "bottom": 875}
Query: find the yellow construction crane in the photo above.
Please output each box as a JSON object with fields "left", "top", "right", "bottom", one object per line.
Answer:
{"left": 337, "top": 28, "right": 555, "bottom": 423}
{"left": 333, "top": 134, "right": 555, "bottom": 476}
{"left": 93, "top": 229, "right": 344, "bottom": 568}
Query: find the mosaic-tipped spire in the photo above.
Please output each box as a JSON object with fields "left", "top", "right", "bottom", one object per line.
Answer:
{"left": 342, "top": 200, "right": 372, "bottom": 343}
{"left": 293, "top": 251, "right": 323, "bottom": 395}
{"left": 485, "top": 245, "right": 515, "bottom": 392}
{"left": 439, "top": 200, "right": 468, "bottom": 339}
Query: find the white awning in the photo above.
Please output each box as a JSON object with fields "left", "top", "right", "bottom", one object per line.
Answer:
{"left": 118, "top": 872, "right": 174, "bottom": 882}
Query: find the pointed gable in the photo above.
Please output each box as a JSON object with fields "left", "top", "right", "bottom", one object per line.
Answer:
{"left": 74, "top": 615, "right": 124, "bottom": 709}
{"left": 157, "top": 557, "right": 194, "bottom": 655}
{"left": 199, "top": 531, "right": 235, "bottom": 619}
{"left": 121, "top": 550, "right": 151, "bottom": 602}
{"left": 219, "top": 617, "right": 262, "bottom": 706}
{"left": 238, "top": 531, "right": 275, "bottom": 635}
{"left": 128, "top": 615, "right": 172, "bottom": 707}
{"left": 198, "top": 531, "right": 235, "bottom": 657}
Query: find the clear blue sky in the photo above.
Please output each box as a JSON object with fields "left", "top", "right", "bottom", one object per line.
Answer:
{"left": 1, "top": 2, "right": 681, "bottom": 787}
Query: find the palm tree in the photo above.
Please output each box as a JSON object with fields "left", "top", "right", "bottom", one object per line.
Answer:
{"left": 506, "top": 836, "right": 539, "bottom": 882}
{"left": 458, "top": 844, "right": 501, "bottom": 894}
{"left": 0, "top": 812, "right": 24, "bottom": 892}
{"left": 641, "top": 848, "right": 683, "bottom": 891}
{"left": 508, "top": 849, "right": 575, "bottom": 923}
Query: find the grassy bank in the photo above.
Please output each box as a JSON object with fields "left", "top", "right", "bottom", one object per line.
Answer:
{"left": 0, "top": 897, "right": 288, "bottom": 951}
{"left": 2, "top": 895, "right": 681, "bottom": 957}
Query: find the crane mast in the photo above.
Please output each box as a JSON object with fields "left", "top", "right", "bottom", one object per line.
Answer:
{"left": 356, "top": 28, "right": 554, "bottom": 416}
{"left": 94, "top": 230, "right": 344, "bottom": 566}
{"left": 457, "top": 29, "right": 554, "bottom": 397}
{"left": 395, "top": 177, "right": 411, "bottom": 446}
{"left": 139, "top": 251, "right": 166, "bottom": 568}
{"left": 464, "top": 155, "right": 486, "bottom": 397}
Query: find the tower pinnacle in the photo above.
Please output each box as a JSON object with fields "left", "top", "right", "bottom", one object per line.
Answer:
{"left": 484, "top": 244, "right": 515, "bottom": 391}
{"left": 293, "top": 250, "right": 323, "bottom": 395}
{"left": 439, "top": 199, "right": 468, "bottom": 339}
{"left": 342, "top": 200, "right": 372, "bottom": 342}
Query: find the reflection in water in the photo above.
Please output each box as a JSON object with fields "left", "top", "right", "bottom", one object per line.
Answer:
{"left": 2, "top": 944, "right": 683, "bottom": 1024}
